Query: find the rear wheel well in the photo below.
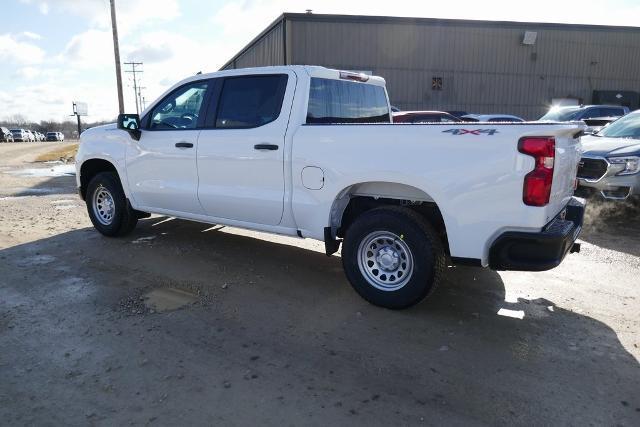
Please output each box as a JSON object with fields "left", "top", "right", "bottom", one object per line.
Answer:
{"left": 337, "top": 196, "right": 450, "bottom": 256}
{"left": 80, "top": 159, "right": 119, "bottom": 200}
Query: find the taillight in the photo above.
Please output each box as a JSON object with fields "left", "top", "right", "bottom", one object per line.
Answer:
{"left": 518, "top": 137, "right": 555, "bottom": 206}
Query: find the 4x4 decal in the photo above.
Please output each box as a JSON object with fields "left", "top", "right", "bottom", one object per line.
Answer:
{"left": 443, "top": 129, "right": 499, "bottom": 135}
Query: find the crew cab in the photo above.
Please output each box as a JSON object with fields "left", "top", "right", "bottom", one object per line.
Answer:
{"left": 76, "top": 66, "right": 585, "bottom": 309}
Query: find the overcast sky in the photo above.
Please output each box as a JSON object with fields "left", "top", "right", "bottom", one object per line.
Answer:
{"left": 2, "top": 0, "right": 639, "bottom": 122}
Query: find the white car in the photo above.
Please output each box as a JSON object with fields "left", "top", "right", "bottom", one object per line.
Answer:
{"left": 76, "top": 66, "right": 585, "bottom": 309}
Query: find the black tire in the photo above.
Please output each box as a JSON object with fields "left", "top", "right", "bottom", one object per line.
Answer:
{"left": 86, "top": 172, "right": 138, "bottom": 237}
{"left": 341, "top": 206, "right": 445, "bottom": 309}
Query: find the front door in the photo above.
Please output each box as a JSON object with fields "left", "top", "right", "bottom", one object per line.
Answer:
{"left": 196, "top": 73, "right": 294, "bottom": 225}
{"left": 126, "top": 79, "right": 210, "bottom": 215}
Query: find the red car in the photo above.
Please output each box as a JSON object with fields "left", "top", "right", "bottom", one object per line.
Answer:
{"left": 392, "top": 111, "right": 461, "bottom": 123}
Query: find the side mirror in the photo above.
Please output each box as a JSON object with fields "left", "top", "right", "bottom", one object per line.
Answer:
{"left": 117, "top": 113, "right": 141, "bottom": 140}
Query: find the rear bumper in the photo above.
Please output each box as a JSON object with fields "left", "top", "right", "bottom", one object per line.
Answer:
{"left": 489, "top": 197, "right": 585, "bottom": 271}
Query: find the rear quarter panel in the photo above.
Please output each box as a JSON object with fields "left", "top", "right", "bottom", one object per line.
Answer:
{"left": 291, "top": 122, "right": 583, "bottom": 264}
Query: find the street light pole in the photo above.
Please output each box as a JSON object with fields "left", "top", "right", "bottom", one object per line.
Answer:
{"left": 110, "top": 0, "right": 125, "bottom": 114}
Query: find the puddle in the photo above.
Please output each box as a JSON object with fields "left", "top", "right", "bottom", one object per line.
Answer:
{"left": 132, "top": 236, "right": 157, "bottom": 244}
{"left": 7, "top": 164, "right": 76, "bottom": 177}
{"left": 17, "top": 254, "right": 56, "bottom": 267}
{"left": 143, "top": 288, "right": 199, "bottom": 312}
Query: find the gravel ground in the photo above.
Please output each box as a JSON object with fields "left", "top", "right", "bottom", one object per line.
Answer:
{"left": 1, "top": 142, "right": 639, "bottom": 426}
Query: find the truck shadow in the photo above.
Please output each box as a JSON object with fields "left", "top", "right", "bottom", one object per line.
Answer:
{"left": 1, "top": 217, "right": 638, "bottom": 424}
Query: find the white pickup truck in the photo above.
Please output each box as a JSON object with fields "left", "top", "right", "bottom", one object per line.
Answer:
{"left": 76, "top": 66, "right": 585, "bottom": 309}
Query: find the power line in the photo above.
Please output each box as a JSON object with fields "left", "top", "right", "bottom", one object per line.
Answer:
{"left": 124, "top": 61, "right": 143, "bottom": 115}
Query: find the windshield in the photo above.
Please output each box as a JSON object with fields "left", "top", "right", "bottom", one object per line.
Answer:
{"left": 596, "top": 111, "right": 640, "bottom": 139}
{"left": 10, "top": 129, "right": 21, "bottom": 133}
{"left": 539, "top": 107, "right": 582, "bottom": 121}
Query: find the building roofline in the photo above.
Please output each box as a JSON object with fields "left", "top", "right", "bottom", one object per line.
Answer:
{"left": 282, "top": 12, "right": 640, "bottom": 32}
{"left": 220, "top": 12, "right": 640, "bottom": 71}
{"left": 219, "top": 14, "right": 286, "bottom": 71}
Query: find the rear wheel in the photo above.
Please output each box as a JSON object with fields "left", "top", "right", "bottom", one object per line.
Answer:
{"left": 86, "top": 172, "right": 138, "bottom": 237}
{"left": 341, "top": 206, "right": 445, "bottom": 309}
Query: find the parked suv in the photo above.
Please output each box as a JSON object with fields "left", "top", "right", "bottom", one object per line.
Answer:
{"left": 577, "top": 110, "right": 640, "bottom": 200}
{"left": 45, "top": 131, "right": 65, "bottom": 141}
{"left": 1, "top": 127, "right": 14, "bottom": 142}
{"left": 10, "top": 129, "right": 28, "bottom": 142}
{"left": 539, "top": 105, "right": 630, "bottom": 122}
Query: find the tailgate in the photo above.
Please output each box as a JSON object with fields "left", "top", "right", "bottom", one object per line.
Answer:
{"left": 547, "top": 127, "right": 583, "bottom": 218}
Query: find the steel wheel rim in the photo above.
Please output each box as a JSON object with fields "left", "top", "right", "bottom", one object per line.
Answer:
{"left": 357, "top": 231, "right": 414, "bottom": 291}
{"left": 92, "top": 186, "right": 115, "bottom": 226}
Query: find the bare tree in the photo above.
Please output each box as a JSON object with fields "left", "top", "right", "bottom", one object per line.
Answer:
{"left": 5, "top": 114, "right": 28, "bottom": 127}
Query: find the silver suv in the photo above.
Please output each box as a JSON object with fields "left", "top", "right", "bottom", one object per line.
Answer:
{"left": 577, "top": 110, "right": 640, "bottom": 200}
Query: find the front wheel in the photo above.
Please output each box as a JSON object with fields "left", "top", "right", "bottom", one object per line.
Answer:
{"left": 86, "top": 172, "right": 138, "bottom": 237}
{"left": 341, "top": 206, "right": 445, "bottom": 309}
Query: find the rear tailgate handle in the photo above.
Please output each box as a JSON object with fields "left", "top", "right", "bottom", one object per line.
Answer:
{"left": 254, "top": 144, "right": 278, "bottom": 151}
{"left": 175, "top": 142, "right": 194, "bottom": 148}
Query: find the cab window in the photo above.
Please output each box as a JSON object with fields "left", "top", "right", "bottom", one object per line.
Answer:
{"left": 149, "top": 81, "right": 209, "bottom": 130}
{"left": 215, "top": 75, "right": 288, "bottom": 129}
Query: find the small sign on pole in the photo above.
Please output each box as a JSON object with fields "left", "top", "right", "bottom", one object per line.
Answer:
{"left": 72, "top": 101, "right": 88, "bottom": 139}
{"left": 73, "top": 101, "right": 88, "bottom": 116}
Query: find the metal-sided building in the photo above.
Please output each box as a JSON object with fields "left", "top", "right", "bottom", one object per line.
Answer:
{"left": 220, "top": 13, "right": 640, "bottom": 119}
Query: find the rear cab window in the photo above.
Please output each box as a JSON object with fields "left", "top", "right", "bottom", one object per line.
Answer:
{"left": 306, "top": 78, "right": 390, "bottom": 124}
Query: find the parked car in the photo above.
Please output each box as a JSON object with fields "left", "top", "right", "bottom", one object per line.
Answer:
{"left": 76, "top": 66, "right": 585, "bottom": 309}
{"left": 1, "top": 127, "right": 14, "bottom": 142}
{"left": 446, "top": 111, "right": 469, "bottom": 119}
{"left": 582, "top": 117, "right": 618, "bottom": 135}
{"left": 45, "top": 131, "right": 65, "bottom": 141}
{"left": 393, "top": 111, "right": 461, "bottom": 123}
{"left": 539, "top": 105, "right": 630, "bottom": 122}
{"left": 10, "top": 129, "right": 28, "bottom": 142}
{"left": 23, "top": 130, "right": 36, "bottom": 142}
{"left": 461, "top": 114, "right": 525, "bottom": 122}
{"left": 576, "top": 109, "right": 640, "bottom": 200}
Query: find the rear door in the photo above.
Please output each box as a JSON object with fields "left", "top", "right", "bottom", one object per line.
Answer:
{"left": 196, "top": 72, "right": 295, "bottom": 225}
{"left": 126, "top": 79, "right": 211, "bottom": 214}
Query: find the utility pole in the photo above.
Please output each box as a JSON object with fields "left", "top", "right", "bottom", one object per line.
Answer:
{"left": 109, "top": 0, "right": 124, "bottom": 114}
{"left": 124, "top": 61, "right": 143, "bottom": 115}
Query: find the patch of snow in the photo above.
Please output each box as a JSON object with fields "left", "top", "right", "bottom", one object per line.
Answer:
{"left": 497, "top": 308, "right": 525, "bottom": 320}
{"left": 7, "top": 164, "right": 76, "bottom": 177}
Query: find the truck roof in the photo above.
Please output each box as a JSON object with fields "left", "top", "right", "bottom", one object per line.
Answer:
{"left": 173, "top": 65, "right": 385, "bottom": 89}
{"left": 142, "top": 65, "right": 387, "bottom": 117}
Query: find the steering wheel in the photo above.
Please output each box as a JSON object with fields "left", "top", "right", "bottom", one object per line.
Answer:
{"left": 182, "top": 113, "right": 198, "bottom": 122}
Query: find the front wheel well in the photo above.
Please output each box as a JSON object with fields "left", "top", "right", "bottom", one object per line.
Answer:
{"left": 79, "top": 159, "right": 119, "bottom": 200}
{"left": 336, "top": 196, "right": 450, "bottom": 257}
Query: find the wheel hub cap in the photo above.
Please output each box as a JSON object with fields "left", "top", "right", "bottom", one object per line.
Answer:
{"left": 357, "top": 231, "right": 414, "bottom": 292}
{"left": 93, "top": 187, "right": 115, "bottom": 226}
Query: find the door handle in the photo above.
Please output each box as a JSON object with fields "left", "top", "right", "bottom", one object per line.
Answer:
{"left": 254, "top": 143, "right": 278, "bottom": 151}
{"left": 175, "top": 142, "right": 194, "bottom": 148}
